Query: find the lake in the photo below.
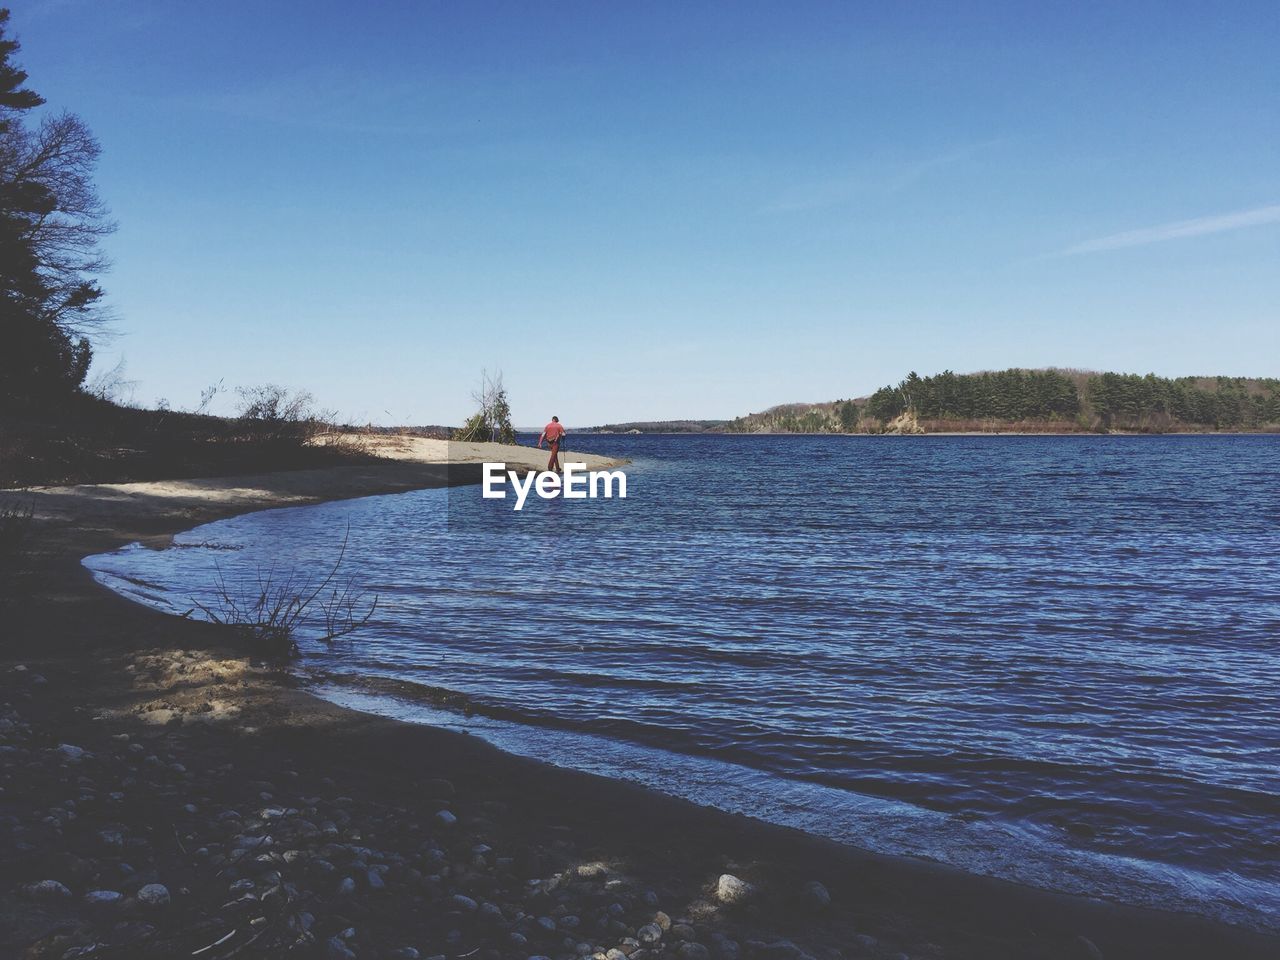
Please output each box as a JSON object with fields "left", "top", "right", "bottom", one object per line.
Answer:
{"left": 84, "top": 435, "right": 1280, "bottom": 931}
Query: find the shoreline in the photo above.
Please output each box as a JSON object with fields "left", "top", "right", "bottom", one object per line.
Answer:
{"left": 3, "top": 449, "right": 1278, "bottom": 959}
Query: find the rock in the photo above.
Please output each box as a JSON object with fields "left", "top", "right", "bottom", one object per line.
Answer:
{"left": 434, "top": 809, "right": 457, "bottom": 828}
{"left": 25, "top": 879, "right": 72, "bottom": 901}
{"left": 448, "top": 894, "right": 479, "bottom": 912}
{"left": 136, "top": 883, "right": 171, "bottom": 908}
{"left": 337, "top": 876, "right": 357, "bottom": 896}
{"left": 800, "top": 880, "right": 830, "bottom": 909}
{"left": 638, "top": 924, "right": 663, "bottom": 944}
{"left": 653, "top": 911, "right": 672, "bottom": 931}
{"left": 676, "top": 945, "right": 711, "bottom": 960}
{"left": 1072, "top": 936, "right": 1105, "bottom": 960}
{"left": 83, "top": 889, "right": 124, "bottom": 907}
{"left": 326, "top": 936, "right": 358, "bottom": 959}
{"left": 57, "top": 744, "right": 88, "bottom": 760}
{"left": 716, "top": 874, "right": 754, "bottom": 905}
{"left": 388, "top": 950, "right": 421, "bottom": 960}
{"left": 98, "top": 829, "right": 125, "bottom": 850}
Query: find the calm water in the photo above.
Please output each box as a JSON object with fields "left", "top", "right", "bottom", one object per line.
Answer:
{"left": 85, "top": 436, "right": 1280, "bottom": 929}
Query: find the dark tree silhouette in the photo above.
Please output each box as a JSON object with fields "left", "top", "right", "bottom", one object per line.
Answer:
{"left": 0, "top": 7, "right": 113, "bottom": 404}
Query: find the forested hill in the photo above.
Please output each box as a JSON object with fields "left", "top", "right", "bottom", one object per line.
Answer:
{"left": 726, "top": 370, "right": 1280, "bottom": 434}
{"left": 583, "top": 420, "right": 729, "bottom": 434}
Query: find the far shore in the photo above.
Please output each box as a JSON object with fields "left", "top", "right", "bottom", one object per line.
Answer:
{"left": 2, "top": 439, "right": 1277, "bottom": 959}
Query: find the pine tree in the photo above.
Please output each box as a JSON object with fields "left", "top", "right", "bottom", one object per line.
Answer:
{"left": 0, "top": 7, "right": 112, "bottom": 405}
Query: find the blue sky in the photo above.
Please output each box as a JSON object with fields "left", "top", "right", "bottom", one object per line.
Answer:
{"left": 9, "top": 1, "right": 1279, "bottom": 425}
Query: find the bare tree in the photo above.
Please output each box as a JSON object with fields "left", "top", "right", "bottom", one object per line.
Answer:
{"left": 85, "top": 355, "right": 136, "bottom": 404}
{"left": 452, "top": 369, "right": 515, "bottom": 444}
{"left": 4, "top": 112, "right": 114, "bottom": 334}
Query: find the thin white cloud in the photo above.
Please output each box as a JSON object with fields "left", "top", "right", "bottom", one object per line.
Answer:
{"left": 763, "top": 138, "right": 1004, "bottom": 214}
{"left": 1062, "top": 203, "right": 1280, "bottom": 255}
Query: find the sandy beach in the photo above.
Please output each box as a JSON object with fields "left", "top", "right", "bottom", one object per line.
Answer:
{"left": 2, "top": 440, "right": 1277, "bottom": 960}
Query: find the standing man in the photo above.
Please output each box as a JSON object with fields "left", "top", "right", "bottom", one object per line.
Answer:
{"left": 538, "top": 415, "right": 566, "bottom": 472}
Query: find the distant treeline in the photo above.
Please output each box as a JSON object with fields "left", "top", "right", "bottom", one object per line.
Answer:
{"left": 585, "top": 420, "right": 730, "bottom": 434}
{"left": 727, "top": 369, "right": 1280, "bottom": 434}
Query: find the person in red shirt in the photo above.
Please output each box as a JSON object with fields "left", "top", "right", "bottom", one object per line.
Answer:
{"left": 538, "top": 415, "right": 566, "bottom": 471}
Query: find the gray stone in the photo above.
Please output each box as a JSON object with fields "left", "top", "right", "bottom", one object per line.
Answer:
{"left": 83, "top": 889, "right": 124, "bottom": 907}
{"left": 136, "top": 883, "right": 171, "bottom": 908}
{"left": 801, "top": 880, "right": 830, "bottom": 909}
{"left": 715, "top": 874, "right": 754, "bottom": 905}
{"left": 449, "top": 894, "right": 479, "bottom": 912}
{"left": 25, "top": 879, "right": 72, "bottom": 901}
{"left": 638, "top": 923, "right": 663, "bottom": 944}
{"left": 98, "top": 829, "right": 124, "bottom": 850}
{"left": 326, "top": 936, "right": 358, "bottom": 960}
{"left": 677, "top": 945, "right": 711, "bottom": 960}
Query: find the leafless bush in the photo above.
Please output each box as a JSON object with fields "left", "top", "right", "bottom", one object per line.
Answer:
{"left": 192, "top": 526, "right": 378, "bottom": 660}
{"left": 193, "top": 378, "right": 225, "bottom": 415}
{"left": 234, "top": 384, "right": 336, "bottom": 444}
{"left": 85, "top": 356, "right": 137, "bottom": 404}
